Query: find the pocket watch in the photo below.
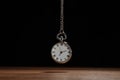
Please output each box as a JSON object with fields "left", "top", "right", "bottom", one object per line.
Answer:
{"left": 51, "top": 0, "right": 72, "bottom": 64}
{"left": 51, "top": 41, "right": 72, "bottom": 64}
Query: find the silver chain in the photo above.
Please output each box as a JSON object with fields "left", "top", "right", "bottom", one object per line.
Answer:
{"left": 60, "top": 0, "right": 64, "bottom": 32}
{"left": 57, "top": 0, "right": 67, "bottom": 41}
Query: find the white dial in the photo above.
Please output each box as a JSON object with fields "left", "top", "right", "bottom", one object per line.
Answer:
{"left": 51, "top": 42, "right": 72, "bottom": 64}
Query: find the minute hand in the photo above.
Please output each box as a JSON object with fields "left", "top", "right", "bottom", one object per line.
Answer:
{"left": 59, "top": 46, "right": 62, "bottom": 51}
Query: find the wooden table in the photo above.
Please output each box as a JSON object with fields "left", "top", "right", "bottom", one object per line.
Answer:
{"left": 0, "top": 67, "right": 120, "bottom": 80}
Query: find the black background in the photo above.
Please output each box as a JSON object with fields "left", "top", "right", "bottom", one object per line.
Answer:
{"left": 1, "top": 0, "right": 120, "bottom": 67}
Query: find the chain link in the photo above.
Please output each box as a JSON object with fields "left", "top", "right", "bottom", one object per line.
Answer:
{"left": 57, "top": 0, "right": 67, "bottom": 41}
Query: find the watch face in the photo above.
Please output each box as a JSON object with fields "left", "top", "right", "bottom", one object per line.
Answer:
{"left": 51, "top": 42, "right": 72, "bottom": 64}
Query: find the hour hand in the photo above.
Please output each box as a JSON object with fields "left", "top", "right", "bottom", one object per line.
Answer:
{"left": 59, "top": 51, "right": 63, "bottom": 56}
{"left": 62, "top": 50, "right": 67, "bottom": 53}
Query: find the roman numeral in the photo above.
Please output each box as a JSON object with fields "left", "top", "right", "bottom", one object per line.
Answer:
{"left": 52, "top": 51, "right": 55, "bottom": 53}
{"left": 53, "top": 55, "right": 56, "bottom": 57}
{"left": 67, "top": 55, "right": 70, "bottom": 57}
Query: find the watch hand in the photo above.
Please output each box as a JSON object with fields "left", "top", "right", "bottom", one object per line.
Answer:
{"left": 59, "top": 50, "right": 67, "bottom": 56}
{"left": 59, "top": 46, "right": 62, "bottom": 51}
{"left": 59, "top": 51, "right": 63, "bottom": 56}
{"left": 62, "top": 50, "right": 67, "bottom": 52}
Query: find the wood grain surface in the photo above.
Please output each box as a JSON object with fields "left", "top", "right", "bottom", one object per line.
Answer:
{"left": 0, "top": 67, "right": 120, "bottom": 80}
